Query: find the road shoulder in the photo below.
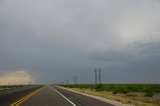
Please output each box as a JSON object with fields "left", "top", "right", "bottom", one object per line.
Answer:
{"left": 57, "top": 86, "right": 134, "bottom": 106}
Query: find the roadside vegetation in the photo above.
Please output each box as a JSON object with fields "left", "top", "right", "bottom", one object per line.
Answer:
{"left": 61, "top": 84, "right": 160, "bottom": 96}
{"left": 60, "top": 84, "right": 160, "bottom": 106}
{"left": 0, "top": 85, "right": 30, "bottom": 90}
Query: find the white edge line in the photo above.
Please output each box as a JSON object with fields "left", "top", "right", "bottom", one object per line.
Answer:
{"left": 51, "top": 86, "right": 76, "bottom": 106}
{"left": 58, "top": 86, "right": 134, "bottom": 106}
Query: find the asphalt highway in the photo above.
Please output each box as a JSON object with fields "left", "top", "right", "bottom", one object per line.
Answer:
{"left": 19, "top": 85, "right": 72, "bottom": 106}
{"left": 53, "top": 86, "right": 113, "bottom": 106}
{"left": 0, "top": 86, "right": 42, "bottom": 106}
{"left": 0, "top": 85, "right": 114, "bottom": 106}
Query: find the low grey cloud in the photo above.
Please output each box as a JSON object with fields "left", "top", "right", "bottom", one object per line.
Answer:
{"left": 0, "top": 0, "right": 160, "bottom": 84}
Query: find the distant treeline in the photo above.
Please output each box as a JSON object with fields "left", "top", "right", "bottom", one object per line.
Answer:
{"left": 0, "top": 85, "right": 30, "bottom": 89}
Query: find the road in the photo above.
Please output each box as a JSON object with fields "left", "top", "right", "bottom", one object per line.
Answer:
{"left": 52, "top": 86, "right": 114, "bottom": 106}
{"left": 0, "top": 85, "right": 114, "bottom": 106}
{"left": 0, "top": 86, "right": 42, "bottom": 106}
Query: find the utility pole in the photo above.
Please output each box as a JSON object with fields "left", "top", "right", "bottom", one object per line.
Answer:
{"left": 75, "top": 76, "right": 78, "bottom": 84}
{"left": 73, "top": 76, "right": 76, "bottom": 84}
{"left": 94, "top": 68, "right": 98, "bottom": 85}
{"left": 73, "top": 76, "right": 78, "bottom": 84}
{"left": 98, "top": 68, "right": 101, "bottom": 84}
{"left": 66, "top": 80, "right": 68, "bottom": 85}
{"left": 94, "top": 68, "right": 102, "bottom": 85}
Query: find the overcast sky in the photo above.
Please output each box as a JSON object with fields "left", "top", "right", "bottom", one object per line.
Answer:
{"left": 0, "top": 0, "right": 160, "bottom": 85}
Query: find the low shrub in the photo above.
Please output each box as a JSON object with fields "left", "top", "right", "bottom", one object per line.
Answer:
{"left": 144, "top": 92, "right": 155, "bottom": 97}
{"left": 95, "top": 84, "right": 105, "bottom": 91}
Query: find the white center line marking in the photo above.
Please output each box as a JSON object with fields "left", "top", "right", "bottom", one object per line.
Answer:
{"left": 50, "top": 86, "right": 76, "bottom": 106}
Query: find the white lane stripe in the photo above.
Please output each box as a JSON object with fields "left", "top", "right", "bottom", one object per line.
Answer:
{"left": 50, "top": 86, "right": 76, "bottom": 106}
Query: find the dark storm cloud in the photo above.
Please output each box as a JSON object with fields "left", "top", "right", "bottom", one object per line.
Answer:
{"left": 0, "top": 0, "right": 160, "bottom": 84}
{"left": 87, "top": 42, "right": 160, "bottom": 83}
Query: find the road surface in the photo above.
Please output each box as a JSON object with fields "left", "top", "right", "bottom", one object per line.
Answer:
{"left": 0, "top": 85, "right": 114, "bottom": 106}
{"left": 0, "top": 86, "right": 42, "bottom": 106}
